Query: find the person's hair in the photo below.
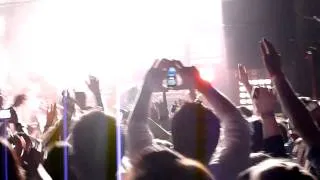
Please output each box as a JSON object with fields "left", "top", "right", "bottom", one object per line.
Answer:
{"left": 130, "top": 146, "right": 214, "bottom": 180}
{"left": 238, "top": 158, "right": 316, "bottom": 180}
{"left": 72, "top": 111, "right": 116, "bottom": 180}
{"left": 248, "top": 152, "right": 271, "bottom": 167}
{"left": 0, "top": 138, "right": 25, "bottom": 180}
{"left": 250, "top": 120, "right": 263, "bottom": 152}
{"left": 43, "top": 141, "right": 77, "bottom": 180}
{"left": 278, "top": 122, "right": 289, "bottom": 143}
{"left": 171, "top": 102, "right": 220, "bottom": 164}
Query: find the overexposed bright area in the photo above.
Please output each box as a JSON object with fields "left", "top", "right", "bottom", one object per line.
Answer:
{"left": 2, "top": 0, "right": 225, "bottom": 92}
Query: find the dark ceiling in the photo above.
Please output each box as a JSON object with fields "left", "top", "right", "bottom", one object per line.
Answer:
{"left": 222, "top": 0, "right": 320, "bottom": 96}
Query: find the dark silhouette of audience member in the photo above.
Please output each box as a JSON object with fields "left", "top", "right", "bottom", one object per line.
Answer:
{"left": 0, "top": 138, "right": 25, "bottom": 180}
{"left": 130, "top": 146, "right": 214, "bottom": 180}
{"left": 43, "top": 141, "right": 77, "bottom": 180}
{"left": 72, "top": 111, "right": 116, "bottom": 180}
{"left": 238, "top": 159, "right": 316, "bottom": 180}
{"left": 171, "top": 102, "right": 220, "bottom": 164}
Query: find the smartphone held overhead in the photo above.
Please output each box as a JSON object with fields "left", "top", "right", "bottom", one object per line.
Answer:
{"left": 167, "top": 67, "right": 177, "bottom": 88}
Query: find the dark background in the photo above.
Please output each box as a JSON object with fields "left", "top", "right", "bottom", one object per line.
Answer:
{"left": 222, "top": 0, "right": 320, "bottom": 98}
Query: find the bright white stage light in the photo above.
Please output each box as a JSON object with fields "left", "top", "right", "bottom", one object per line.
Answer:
{"left": 249, "top": 80, "right": 258, "bottom": 85}
{"left": 239, "top": 86, "right": 246, "bottom": 92}
{"left": 246, "top": 99, "right": 252, "bottom": 104}
{"left": 8, "top": 0, "right": 225, "bottom": 97}
{"left": 240, "top": 99, "right": 247, "bottom": 105}
{"left": 246, "top": 105, "right": 253, "bottom": 110}
{"left": 199, "top": 67, "right": 215, "bottom": 82}
{"left": 265, "top": 79, "right": 272, "bottom": 84}
{"left": 239, "top": 92, "right": 249, "bottom": 98}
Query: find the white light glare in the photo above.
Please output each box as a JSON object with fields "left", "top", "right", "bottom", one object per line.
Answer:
{"left": 246, "top": 99, "right": 253, "bottom": 104}
{"left": 265, "top": 79, "right": 272, "bottom": 84}
{"left": 249, "top": 79, "right": 271, "bottom": 86}
{"left": 240, "top": 99, "right": 247, "bottom": 105}
{"left": 239, "top": 92, "right": 249, "bottom": 98}
{"left": 246, "top": 105, "right": 253, "bottom": 110}
{"left": 239, "top": 86, "right": 246, "bottom": 92}
{"left": 249, "top": 80, "right": 258, "bottom": 85}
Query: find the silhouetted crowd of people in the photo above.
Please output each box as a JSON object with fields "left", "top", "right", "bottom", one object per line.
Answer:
{"left": 1, "top": 38, "right": 320, "bottom": 180}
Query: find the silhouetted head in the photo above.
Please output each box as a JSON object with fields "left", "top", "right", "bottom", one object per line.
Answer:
{"left": 248, "top": 152, "right": 271, "bottom": 167}
{"left": 130, "top": 146, "right": 214, "bottom": 180}
{"left": 250, "top": 120, "right": 263, "bottom": 152}
{"left": 43, "top": 141, "right": 77, "bottom": 180}
{"left": 72, "top": 111, "right": 116, "bottom": 180}
{"left": 278, "top": 122, "right": 289, "bottom": 143}
{"left": 171, "top": 102, "right": 220, "bottom": 164}
{"left": 238, "top": 158, "right": 316, "bottom": 180}
{"left": 0, "top": 138, "right": 25, "bottom": 180}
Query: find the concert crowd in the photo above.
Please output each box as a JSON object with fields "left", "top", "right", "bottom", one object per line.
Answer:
{"left": 1, "top": 37, "right": 320, "bottom": 180}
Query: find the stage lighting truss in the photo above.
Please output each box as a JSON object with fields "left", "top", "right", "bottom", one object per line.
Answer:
{"left": 238, "top": 78, "right": 272, "bottom": 110}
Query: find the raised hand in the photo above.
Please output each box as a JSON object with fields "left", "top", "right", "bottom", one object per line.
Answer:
{"left": 260, "top": 38, "right": 283, "bottom": 77}
{"left": 238, "top": 64, "right": 250, "bottom": 85}
{"left": 143, "top": 59, "right": 170, "bottom": 91}
{"left": 62, "top": 90, "right": 75, "bottom": 118}
{"left": 252, "top": 87, "right": 277, "bottom": 116}
{"left": 238, "top": 64, "right": 253, "bottom": 93}
{"left": 187, "top": 66, "right": 211, "bottom": 93}
{"left": 86, "top": 76, "right": 100, "bottom": 94}
{"left": 45, "top": 103, "right": 57, "bottom": 128}
{"left": 13, "top": 94, "right": 26, "bottom": 107}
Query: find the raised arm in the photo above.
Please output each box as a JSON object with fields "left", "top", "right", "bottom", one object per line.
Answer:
{"left": 127, "top": 60, "right": 166, "bottom": 160}
{"left": 86, "top": 76, "right": 104, "bottom": 110}
{"left": 251, "top": 87, "right": 287, "bottom": 157}
{"left": 195, "top": 72, "right": 250, "bottom": 179}
{"left": 260, "top": 38, "right": 320, "bottom": 148}
{"left": 238, "top": 64, "right": 253, "bottom": 94}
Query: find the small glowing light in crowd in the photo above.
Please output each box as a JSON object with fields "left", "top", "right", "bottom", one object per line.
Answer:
{"left": 249, "top": 79, "right": 259, "bottom": 85}
{"left": 240, "top": 99, "right": 247, "bottom": 105}
{"left": 246, "top": 99, "right": 252, "bottom": 104}
{"left": 239, "top": 93, "right": 247, "bottom": 98}
{"left": 258, "top": 79, "right": 265, "bottom": 85}
{"left": 246, "top": 105, "right": 253, "bottom": 110}
{"left": 265, "top": 79, "right": 271, "bottom": 84}
{"left": 249, "top": 79, "right": 272, "bottom": 86}
{"left": 239, "top": 86, "right": 246, "bottom": 92}
{"left": 238, "top": 82, "right": 243, "bottom": 85}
